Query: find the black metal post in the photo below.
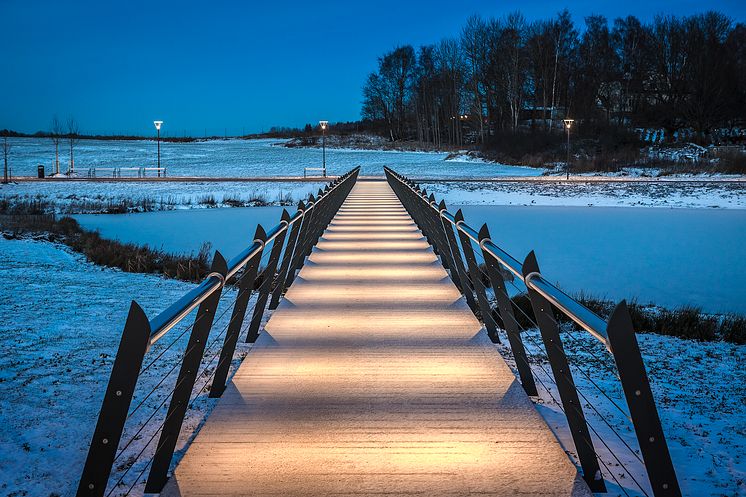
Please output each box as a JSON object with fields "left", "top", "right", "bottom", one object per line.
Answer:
{"left": 210, "top": 227, "right": 267, "bottom": 398}
{"left": 76, "top": 302, "right": 152, "bottom": 497}
{"left": 439, "top": 208, "right": 478, "bottom": 314}
{"left": 522, "top": 251, "right": 605, "bottom": 492}
{"left": 145, "top": 252, "right": 228, "bottom": 492}
{"left": 606, "top": 301, "right": 681, "bottom": 497}
{"left": 283, "top": 201, "right": 310, "bottom": 290}
{"left": 478, "top": 224, "right": 537, "bottom": 394}
{"left": 157, "top": 127, "right": 161, "bottom": 177}
{"left": 246, "top": 212, "right": 290, "bottom": 343}
{"left": 270, "top": 210, "right": 303, "bottom": 310}
{"left": 454, "top": 209, "right": 499, "bottom": 341}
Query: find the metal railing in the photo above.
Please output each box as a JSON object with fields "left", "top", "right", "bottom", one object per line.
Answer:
{"left": 76, "top": 167, "right": 360, "bottom": 497}
{"left": 86, "top": 166, "right": 167, "bottom": 178}
{"left": 384, "top": 166, "right": 680, "bottom": 497}
{"left": 303, "top": 166, "right": 327, "bottom": 178}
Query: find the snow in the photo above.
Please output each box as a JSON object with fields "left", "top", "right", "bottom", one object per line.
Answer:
{"left": 0, "top": 179, "right": 327, "bottom": 214}
{"left": 3, "top": 137, "right": 540, "bottom": 179}
{"left": 0, "top": 238, "right": 255, "bottom": 496}
{"left": 422, "top": 179, "right": 746, "bottom": 209}
{"left": 495, "top": 326, "right": 745, "bottom": 497}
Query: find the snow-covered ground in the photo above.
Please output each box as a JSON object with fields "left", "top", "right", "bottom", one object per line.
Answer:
{"left": 3, "top": 137, "right": 539, "bottom": 178}
{"left": 0, "top": 238, "right": 257, "bottom": 496}
{"left": 422, "top": 180, "right": 746, "bottom": 209}
{"left": 496, "top": 326, "right": 745, "bottom": 497}
{"left": 0, "top": 179, "right": 327, "bottom": 214}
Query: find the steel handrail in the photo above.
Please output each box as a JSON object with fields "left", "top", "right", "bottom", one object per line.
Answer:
{"left": 146, "top": 167, "right": 359, "bottom": 346}
{"left": 148, "top": 273, "right": 224, "bottom": 345}
{"left": 384, "top": 166, "right": 610, "bottom": 347}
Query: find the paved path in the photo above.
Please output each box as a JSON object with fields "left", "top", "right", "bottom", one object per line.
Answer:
{"left": 163, "top": 180, "right": 590, "bottom": 496}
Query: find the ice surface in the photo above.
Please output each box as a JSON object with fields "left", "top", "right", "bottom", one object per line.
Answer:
{"left": 457, "top": 205, "right": 746, "bottom": 315}
{"left": 74, "top": 206, "right": 287, "bottom": 256}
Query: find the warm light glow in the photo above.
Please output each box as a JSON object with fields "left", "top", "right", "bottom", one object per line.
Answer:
{"left": 563, "top": 118, "right": 574, "bottom": 129}
{"left": 153, "top": 120, "right": 163, "bottom": 131}
{"left": 319, "top": 120, "right": 328, "bottom": 130}
{"left": 166, "top": 180, "right": 581, "bottom": 496}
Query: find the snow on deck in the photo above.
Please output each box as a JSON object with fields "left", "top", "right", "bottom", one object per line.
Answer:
{"left": 161, "top": 180, "right": 590, "bottom": 496}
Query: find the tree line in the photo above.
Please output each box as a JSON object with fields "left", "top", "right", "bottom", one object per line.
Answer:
{"left": 361, "top": 10, "right": 746, "bottom": 147}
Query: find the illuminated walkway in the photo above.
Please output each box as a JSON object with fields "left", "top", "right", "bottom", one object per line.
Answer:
{"left": 163, "top": 180, "right": 590, "bottom": 496}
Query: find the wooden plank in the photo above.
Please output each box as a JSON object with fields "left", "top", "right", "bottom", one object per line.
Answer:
{"left": 162, "top": 180, "right": 590, "bottom": 497}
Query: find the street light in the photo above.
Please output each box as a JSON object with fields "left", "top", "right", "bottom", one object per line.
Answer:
{"left": 153, "top": 120, "right": 163, "bottom": 177}
{"left": 563, "top": 119, "right": 574, "bottom": 180}
{"left": 319, "top": 120, "right": 328, "bottom": 177}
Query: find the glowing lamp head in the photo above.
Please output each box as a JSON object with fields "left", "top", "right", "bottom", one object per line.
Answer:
{"left": 319, "top": 120, "right": 328, "bottom": 131}
{"left": 563, "top": 119, "right": 574, "bottom": 129}
{"left": 153, "top": 120, "right": 163, "bottom": 131}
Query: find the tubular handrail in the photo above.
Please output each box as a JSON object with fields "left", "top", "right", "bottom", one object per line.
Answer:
{"left": 144, "top": 167, "right": 360, "bottom": 346}
{"left": 383, "top": 166, "right": 681, "bottom": 497}
{"left": 524, "top": 272, "right": 609, "bottom": 344}
{"left": 383, "top": 166, "right": 609, "bottom": 347}
{"left": 77, "top": 166, "right": 360, "bottom": 497}
{"left": 148, "top": 274, "right": 225, "bottom": 345}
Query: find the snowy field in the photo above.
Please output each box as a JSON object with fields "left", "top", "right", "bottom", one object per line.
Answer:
{"left": 4, "top": 137, "right": 541, "bottom": 178}
{"left": 0, "top": 238, "right": 256, "bottom": 496}
{"left": 422, "top": 180, "right": 746, "bottom": 209}
{"left": 0, "top": 179, "right": 327, "bottom": 214}
{"left": 496, "top": 327, "right": 745, "bottom": 496}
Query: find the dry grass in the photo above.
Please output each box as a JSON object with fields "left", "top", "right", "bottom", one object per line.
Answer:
{"left": 0, "top": 211, "right": 211, "bottom": 282}
{"left": 501, "top": 293, "right": 744, "bottom": 344}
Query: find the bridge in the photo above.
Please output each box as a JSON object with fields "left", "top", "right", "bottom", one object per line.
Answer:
{"left": 76, "top": 168, "right": 680, "bottom": 497}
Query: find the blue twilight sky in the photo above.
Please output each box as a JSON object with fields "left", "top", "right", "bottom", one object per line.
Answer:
{"left": 1, "top": 0, "right": 744, "bottom": 136}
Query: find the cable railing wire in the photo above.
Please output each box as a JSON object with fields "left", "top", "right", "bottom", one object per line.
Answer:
{"left": 110, "top": 294, "right": 259, "bottom": 493}
{"left": 383, "top": 167, "right": 678, "bottom": 497}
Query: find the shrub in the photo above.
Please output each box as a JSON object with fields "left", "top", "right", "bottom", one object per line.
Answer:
{"left": 0, "top": 212, "right": 210, "bottom": 282}
{"left": 499, "top": 293, "right": 743, "bottom": 344}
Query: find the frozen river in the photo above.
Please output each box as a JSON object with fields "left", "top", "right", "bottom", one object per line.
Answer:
{"left": 75, "top": 204, "right": 745, "bottom": 315}
{"left": 5, "top": 137, "right": 540, "bottom": 178}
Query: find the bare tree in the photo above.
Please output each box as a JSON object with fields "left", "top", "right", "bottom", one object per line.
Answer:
{"left": 66, "top": 117, "right": 80, "bottom": 175}
{"left": 51, "top": 115, "right": 63, "bottom": 175}
{"left": 2, "top": 136, "right": 11, "bottom": 184}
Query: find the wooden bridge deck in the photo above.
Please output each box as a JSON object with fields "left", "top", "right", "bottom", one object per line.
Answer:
{"left": 162, "top": 180, "right": 590, "bottom": 497}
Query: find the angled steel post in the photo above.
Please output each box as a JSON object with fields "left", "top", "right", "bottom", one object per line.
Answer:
{"left": 210, "top": 226, "right": 266, "bottom": 398}
{"left": 145, "top": 252, "right": 228, "bottom": 492}
{"left": 439, "top": 205, "right": 478, "bottom": 314}
{"left": 246, "top": 212, "right": 290, "bottom": 343}
{"left": 606, "top": 301, "right": 681, "bottom": 497}
{"left": 283, "top": 201, "right": 309, "bottom": 290}
{"left": 286, "top": 195, "right": 316, "bottom": 286}
{"left": 478, "top": 225, "right": 536, "bottom": 393}
{"left": 76, "top": 302, "right": 152, "bottom": 497}
{"left": 269, "top": 209, "right": 303, "bottom": 310}
{"left": 454, "top": 209, "right": 499, "bottom": 341}
{"left": 522, "top": 251, "right": 605, "bottom": 492}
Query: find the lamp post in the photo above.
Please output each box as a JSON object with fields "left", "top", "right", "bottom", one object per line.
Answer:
{"left": 153, "top": 120, "right": 163, "bottom": 177}
{"left": 319, "top": 120, "right": 328, "bottom": 177}
{"left": 563, "top": 119, "right": 574, "bottom": 180}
